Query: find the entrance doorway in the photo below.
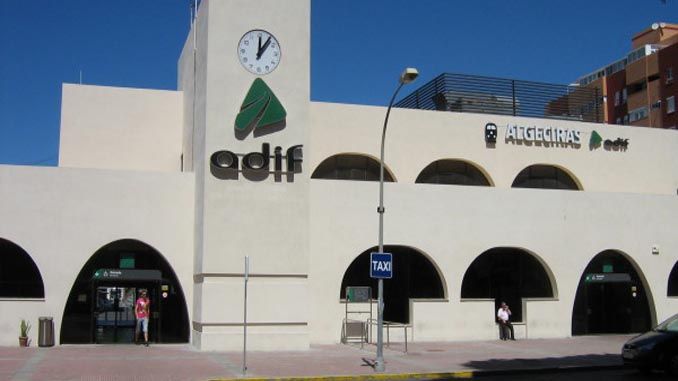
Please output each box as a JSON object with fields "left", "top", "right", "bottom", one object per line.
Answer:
{"left": 94, "top": 286, "right": 142, "bottom": 343}
{"left": 572, "top": 250, "right": 653, "bottom": 335}
{"left": 91, "top": 269, "right": 163, "bottom": 343}
{"left": 61, "top": 239, "right": 189, "bottom": 344}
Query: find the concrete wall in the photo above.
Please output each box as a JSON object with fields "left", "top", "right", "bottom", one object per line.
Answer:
{"left": 177, "top": 0, "right": 210, "bottom": 349}
{"left": 59, "top": 84, "right": 183, "bottom": 172}
{"left": 307, "top": 104, "right": 678, "bottom": 344}
{"left": 308, "top": 180, "right": 678, "bottom": 344}
{"left": 309, "top": 102, "right": 678, "bottom": 194}
{"left": 0, "top": 165, "right": 194, "bottom": 346}
{"left": 185, "top": 0, "right": 311, "bottom": 350}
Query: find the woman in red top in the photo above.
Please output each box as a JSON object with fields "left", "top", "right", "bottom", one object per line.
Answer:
{"left": 135, "top": 289, "right": 150, "bottom": 346}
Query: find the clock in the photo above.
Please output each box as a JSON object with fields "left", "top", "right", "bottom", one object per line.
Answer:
{"left": 238, "top": 29, "right": 281, "bottom": 75}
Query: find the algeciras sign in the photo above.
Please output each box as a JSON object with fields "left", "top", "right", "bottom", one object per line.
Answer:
{"left": 505, "top": 123, "right": 582, "bottom": 146}
{"left": 486, "top": 123, "right": 628, "bottom": 152}
{"left": 210, "top": 78, "right": 303, "bottom": 181}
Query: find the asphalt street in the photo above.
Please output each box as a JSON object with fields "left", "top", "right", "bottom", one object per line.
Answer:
{"left": 437, "top": 368, "right": 674, "bottom": 380}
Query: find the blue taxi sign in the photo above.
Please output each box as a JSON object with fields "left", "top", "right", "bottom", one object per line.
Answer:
{"left": 370, "top": 252, "right": 392, "bottom": 279}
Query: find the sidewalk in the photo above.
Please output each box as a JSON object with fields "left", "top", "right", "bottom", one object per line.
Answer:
{"left": 0, "top": 335, "right": 631, "bottom": 381}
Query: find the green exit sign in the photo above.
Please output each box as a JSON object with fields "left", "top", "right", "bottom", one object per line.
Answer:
{"left": 120, "top": 255, "right": 135, "bottom": 269}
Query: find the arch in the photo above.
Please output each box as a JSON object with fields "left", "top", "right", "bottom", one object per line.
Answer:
{"left": 60, "top": 239, "right": 189, "bottom": 344}
{"left": 461, "top": 247, "right": 556, "bottom": 323}
{"left": 416, "top": 159, "right": 493, "bottom": 186}
{"left": 0, "top": 238, "right": 44, "bottom": 298}
{"left": 572, "top": 249, "right": 655, "bottom": 335}
{"left": 311, "top": 153, "right": 396, "bottom": 182}
{"left": 340, "top": 245, "right": 445, "bottom": 324}
{"left": 512, "top": 164, "right": 582, "bottom": 190}
{"left": 669, "top": 261, "right": 678, "bottom": 296}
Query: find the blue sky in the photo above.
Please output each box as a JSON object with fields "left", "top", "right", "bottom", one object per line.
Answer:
{"left": 1, "top": 0, "right": 675, "bottom": 166}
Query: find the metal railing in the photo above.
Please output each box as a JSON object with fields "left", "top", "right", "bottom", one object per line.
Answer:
{"left": 395, "top": 73, "right": 602, "bottom": 123}
{"left": 367, "top": 318, "right": 411, "bottom": 353}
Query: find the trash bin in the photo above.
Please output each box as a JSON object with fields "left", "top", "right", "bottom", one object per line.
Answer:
{"left": 38, "top": 316, "right": 54, "bottom": 347}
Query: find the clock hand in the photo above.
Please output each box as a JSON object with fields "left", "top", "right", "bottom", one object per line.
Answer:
{"left": 257, "top": 36, "right": 261, "bottom": 54}
{"left": 256, "top": 36, "right": 272, "bottom": 60}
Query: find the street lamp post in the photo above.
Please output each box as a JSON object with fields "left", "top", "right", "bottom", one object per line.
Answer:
{"left": 376, "top": 67, "right": 418, "bottom": 372}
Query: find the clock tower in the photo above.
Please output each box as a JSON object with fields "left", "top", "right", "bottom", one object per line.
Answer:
{"left": 179, "top": 0, "right": 311, "bottom": 350}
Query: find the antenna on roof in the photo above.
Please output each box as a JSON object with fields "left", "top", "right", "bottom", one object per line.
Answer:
{"left": 190, "top": 0, "right": 199, "bottom": 50}
{"left": 79, "top": 69, "right": 83, "bottom": 85}
{"left": 190, "top": 0, "right": 200, "bottom": 22}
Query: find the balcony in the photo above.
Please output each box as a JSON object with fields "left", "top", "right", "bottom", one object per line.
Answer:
{"left": 396, "top": 73, "right": 602, "bottom": 123}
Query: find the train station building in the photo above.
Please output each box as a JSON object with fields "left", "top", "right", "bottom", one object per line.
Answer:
{"left": 1, "top": 0, "right": 677, "bottom": 350}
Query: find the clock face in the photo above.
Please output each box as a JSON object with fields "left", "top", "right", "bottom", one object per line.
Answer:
{"left": 238, "top": 29, "right": 281, "bottom": 75}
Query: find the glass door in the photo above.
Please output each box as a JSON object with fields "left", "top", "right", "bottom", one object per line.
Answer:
{"left": 94, "top": 286, "right": 137, "bottom": 343}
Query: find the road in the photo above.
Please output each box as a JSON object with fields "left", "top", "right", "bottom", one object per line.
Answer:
{"left": 438, "top": 368, "right": 673, "bottom": 380}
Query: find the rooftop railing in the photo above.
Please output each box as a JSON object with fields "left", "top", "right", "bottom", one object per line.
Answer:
{"left": 395, "top": 73, "right": 602, "bottom": 123}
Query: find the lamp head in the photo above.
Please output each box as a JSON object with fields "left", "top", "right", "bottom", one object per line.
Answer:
{"left": 399, "top": 67, "right": 419, "bottom": 84}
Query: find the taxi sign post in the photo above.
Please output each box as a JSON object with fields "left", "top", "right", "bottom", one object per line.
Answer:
{"left": 370, "top": 253, "right": 392, "bottom": 279}
{"left": 370, "top": 252, "right": 392, "bottom": 372}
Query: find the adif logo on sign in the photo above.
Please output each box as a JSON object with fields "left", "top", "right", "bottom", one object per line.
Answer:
{"left": 589, "top": 130, "right": 629, "bottom": 151}
{"left": 234, "top": 78, "right": 287, "bottom": 140}
{"left": 210, "top": 78, "right": 303, "bottom": 181}
{"left": 370, "top": 252, "right": 393, "bottom": 279}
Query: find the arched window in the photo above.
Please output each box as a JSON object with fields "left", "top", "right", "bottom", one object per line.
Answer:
{"left": 0, "top": 238, "right": 44, "bottom": 298}
{"left": 512, "top": 164, "right": 580, "bottom": 190}
{"left": 311, "top": 154, "right": 394, "bottom": 182}
{"left": 667, "top": 262, "right": 678, "bottom": 296}
{"left": 461, "top": 248, "right": 554, "bottom": 323}
{"left": 416, "top": 159, "right": 491, "bottom": 186}
{"left": 340, "top": 246, "right": 445, "bottom": 324}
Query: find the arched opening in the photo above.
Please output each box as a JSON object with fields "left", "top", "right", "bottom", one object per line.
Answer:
{"left": 60, "top": 239, "right": 189, "bottom": 344}
{"left": 512, "top": 164, "right": 581, "bottom": 190}
{"left": 340, "top": 246, "right": 445, "bottom": 324}
{"left": 311, "top": 153, "right": 395, "bottom": 182}
{"left": 461, "top": 247, "right": 555, "bottom": 322}
{"left": 669, "top": 262, "right": 678, "bottom": 297}
{"left": 0, "top": 238, "right": 44, "bottom": 298}
{"left": 572, "top": 250, "right": 653, "bottom": 335}
{"left": 416, "top": 159, "right": 492, "bottom": 186}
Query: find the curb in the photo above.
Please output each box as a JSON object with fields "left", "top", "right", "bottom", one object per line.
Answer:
{"left": 209, "top": 363, "right": 626, "bottom": 380}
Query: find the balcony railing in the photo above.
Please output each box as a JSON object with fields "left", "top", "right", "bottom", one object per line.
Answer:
{"left": 395, "top": 73, "right": 602, "bottom": 123}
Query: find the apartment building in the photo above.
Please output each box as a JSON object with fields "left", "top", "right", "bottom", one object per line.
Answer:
{"left": 577, "top": 22, "right": 678, "bottom": 129}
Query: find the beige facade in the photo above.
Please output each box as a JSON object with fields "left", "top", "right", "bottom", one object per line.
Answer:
{"left": 308, "top": 103, "right": 678, "bottom": 343}
{"left": 0, "top": 166, "right": 194, "bottom": 346}
{"left": 0, "top": 0, "right": 677, "bottom": 350}
{"left": 59, "top": 84, "right": 184, "bottom": 172}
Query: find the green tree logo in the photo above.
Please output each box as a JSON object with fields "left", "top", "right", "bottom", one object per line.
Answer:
{"left": 235, "top": 78, "right": 287, "bottom": 140}
{"left": 589, "top": 130, "right": 603, "bottom": 149}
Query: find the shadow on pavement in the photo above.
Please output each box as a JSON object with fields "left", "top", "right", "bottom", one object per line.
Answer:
{"left": 462, "top": 353, "right": 622, "bottom": 371}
